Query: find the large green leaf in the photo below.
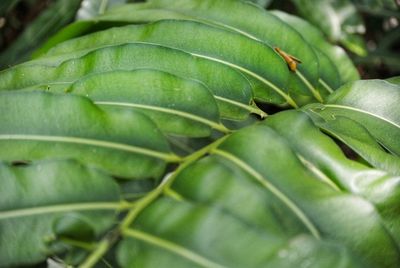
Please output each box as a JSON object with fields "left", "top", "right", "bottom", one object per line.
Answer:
{"left": 0, "top": 91, "right": 176, "bottom": 179}
{"left": 271, "top": 10, "right": 360, "bottom": 86}
{"left": 208, "top": 123, "right": 400, "bottom": 267}
{"left": 101, "top": 0, "right": 324, "bottom": 102}
{"left": 0, "top": 159, "right": 121, "bottom": 266}
{"left": 387, "top": 76, "right": 400, "bottom": 85}
{"left": 308, "top": 80, "right": 400, "bottom": 156}
{"left": 36, "top": 0, "right": 338, "bottom": 105}
{"left": 66, "top": 69, "right": 227, "bottom": 137}
{"left": 41, "top": 19, "right": 297, "bottom": 106}
{"left": 306, "top": 112, "right": 400, "bottom": 175}
{"left": 0, "top": 43, "right": 256, "bottom": 121}
{"left": 265, "top": 110, "right": 400, "bottom": 245}
{"left": 118, "top": 197, "right": 361, "bottom": 268}
{"left": 1, "top": 2, "right": 399, "bottom": 267}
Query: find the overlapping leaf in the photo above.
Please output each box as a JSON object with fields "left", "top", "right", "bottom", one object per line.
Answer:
{"left": 34, "top": 0, "right": 357, "bottom": 105}
{"left": 0, "top": 43, "right": 257, "bottom": 121}
{"left": 0, "top": 1, "right": 398, "bottom": 267}
{"left": 118, "top": 197, "right": 361, "bottom": 268}
{"left": 0, "top": 160, "right": 121, "bottom": 266}
{"left": 207, "top": 123, "right": 399, "bottom": 267}
{"left": 265, "top": 110, "right": 400, "bottom": 245}
{"left": 0, "top": 91, "right": 176, "bottom": 179}
{"left": 40, "top": 19, "right": 296, "bottom": 106}
{"left": 66, "top": 69, "right": 228, "bottom": 137}
{"left": 128, "top": 0, "right": 323, "bottom": 99}
{"left": 271, "top": 10, "right": 360, "bottom": 86}
{"left": 306, "top": 80, "right": 400, "bottom": 157}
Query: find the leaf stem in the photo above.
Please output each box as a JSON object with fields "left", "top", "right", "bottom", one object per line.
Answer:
{"left": 78, "top": 135, "right": 230, "bottom": 267}
{"left": 295, "top": 71, "right": 323, "bottom": 103}
{"left": 0, "top": 134, "right": 182, "bottom": 163}
{"left": 122, "top": 228, "right": 225, "bottom": 268}
{"left": 214, "top": 96, "right": 268, "bottom": 118}
{"left": 79, "top": 240, "right": 110, "bottom": 268}
{"left": 212, "top": 149, "right": 321, "bottom": 239}
{"left": 192, "top": 53, "right": 299, "bottom": 108}
{"left": 96, "top": 101, "right": 231, "bottom": 134}
{"left": 318, "top": 78, "right": 334, "bottom": 94}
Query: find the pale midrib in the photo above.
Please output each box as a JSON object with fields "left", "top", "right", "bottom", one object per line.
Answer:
{"left": 126, "top": 10, "right": 313, "bottom": 105}
{"left": 295, "top": 71, "right": 323, "bottom": 102}
{"left": 318, "top": 78, "right": 334, "bottom": 93}
{"left": 213, "top": 149, "right": 321, "bottom": 239}
{"left": 324, "top": 104, "right": 400, "bottom": 129}
{"left": 191, "top": 53, "right": 296, "bottom": 107}
{"left": 205, "top": 19, "right": 322, "bottom": 102}
{"left": 123, "top": 228, "right": 226, "bottom": 268}
{"left": 0, "top": 134, "right": 175, "bottom": 161}
{"left": 296, "top": 154, "right": 341, "bottom": 191}
{"left": 0, "top": 202, "right": 120, "bottom": 220}
{"left": 214, "top": 96, "right": 267, "bottom": 117}
{"left": 94, "top": 101, "right": 228, "bottom": 133}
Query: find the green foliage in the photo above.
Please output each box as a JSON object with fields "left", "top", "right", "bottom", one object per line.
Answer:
{"left": 0, "top": 0, "right": 399, "bottom": 267}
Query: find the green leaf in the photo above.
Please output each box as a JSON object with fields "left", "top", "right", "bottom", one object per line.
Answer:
{"left": 172, "top": 155, "right": 306, "bottom": 236}
{"left": 66, "top": 69, "right": 227, "bottom": 137}
{"left": 264, "top": 110, "right": 400, "bottom": 245}
{"left": 210, "top": 124, "right": 400, "bottom": 267}
{"left": 118, "top": 197, "right": 361, "bottom": 268}
{"left": 0, "top": 43, "right": 255, "bottom": 121}
{"left": 0, "top": 159, "right": 120, "bottom": 266}
{"left": 0, "top": 91, "right": 176, "bottom": 179}
{"left": 312, "top": 80, "right": 400, "bottom": 156}
{"left": 42, "top": 19, "right": 297, "bottom": 106}
{"left": 306, "top": 112, "right": 400, "bottom": 175}
{"left": 36, "top": 0, "right": 341, "bottom": 105}
{"left": 1, "top": 2, "right": 399, "bottom": 267}
{"left": 100, "top": 0, "right": 324, "bottom": 102}
{"left": 271, "top": 10, "right": 360, "bottom": 85}
{"left": 386, "top": 76, "right": 400, "bottom": 85}
{"left": 140, "top": 0, "right": 330, "bottom": 99}
{"left": 290, "top": 0, "right": 367, "bottom": 56}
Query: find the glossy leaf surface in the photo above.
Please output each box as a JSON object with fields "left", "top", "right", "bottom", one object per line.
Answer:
{"left": 0, "top": 43, "right": 254, "bottom": 121}
{"left": 1, "top": 2, "right": 398, "bottom": 267}
{"left": 311, "top": 80, "right": 400, "bottom": 156}
{"left": 43, "top": 19, "right": 294, "bottom": 105}
{"left": 271, "top": 10, "right": 360, "bottom": 85}
{"left": 265, "top": 110, "right": 400, "bottom": 245}
{"left": 0, "top": 160, "right": 120, "bottom": 266}
{"left": 66, "top": 69, "right": 226, "bottom": 137}
{"left": 0, "top": 91, "right": 174, "bottom": 179}
{"left": 211, "top": 123, "right": 400, "bottom": 267}
{"left": 118, "top": 197, "right": 361, "bottom": 268}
